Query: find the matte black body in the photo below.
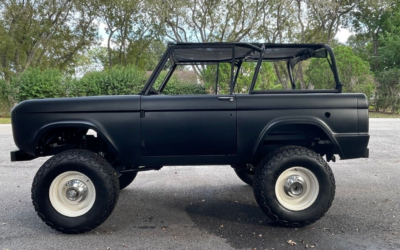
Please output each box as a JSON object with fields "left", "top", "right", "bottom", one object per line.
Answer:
{"left": 11, "top": 93, "right": 369, "bottom": 166}
{"left": 10, "top": 43, "right": 369, "bottom": 166}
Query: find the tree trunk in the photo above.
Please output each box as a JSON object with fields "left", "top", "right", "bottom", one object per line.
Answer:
{"left": 274, "top": 63, "right": 288, "bottom": 90}
{"left": 372, "top": 32, "right": 379, "bottom": 70}
{"left": 107, "top": 31, "right": 114, "bottom": 68}
{"left": 296, "top": 63, "right": 306, "bottom": 89}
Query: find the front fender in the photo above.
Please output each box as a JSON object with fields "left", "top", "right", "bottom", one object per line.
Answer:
{"left": 32, "top": 121, "right": 120, "bottom": 156}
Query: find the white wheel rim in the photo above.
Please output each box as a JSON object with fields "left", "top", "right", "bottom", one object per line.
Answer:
{"left": 275, "top": 167, "right": 319, "bottom": 211}
{"left": 49, "top": 171, "right": 96, "bottom": 217}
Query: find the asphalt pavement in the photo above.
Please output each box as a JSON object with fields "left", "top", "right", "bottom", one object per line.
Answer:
{"left": 0, "top": 119, "right": 399, "bottom": 250}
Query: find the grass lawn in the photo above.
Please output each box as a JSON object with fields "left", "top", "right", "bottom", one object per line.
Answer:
{"left": 369, "top": 111, "right": 400, "bottom": 118}
{"left": 0, "top": 117, "right": 11, "bottom": 124}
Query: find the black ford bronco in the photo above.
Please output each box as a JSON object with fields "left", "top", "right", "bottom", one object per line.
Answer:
{"left": 11, "top": 43, "right": 369, "bottom": 233}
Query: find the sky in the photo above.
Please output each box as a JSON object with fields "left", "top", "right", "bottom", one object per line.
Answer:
{"left": 335, "top": 28, "right": 352, "bottom": 44}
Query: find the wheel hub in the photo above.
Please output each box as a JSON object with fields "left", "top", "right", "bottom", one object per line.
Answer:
{"left": 275, "top": 167, "right": 319, "bottom": 211}
{"left": 283, "top": 175, "right": 306, "bottom": 197}
{"left": 67, "top": 189, "right": 78, "bottom": 199}
{"left": 49, "top": 171, "right": 96, "bottom": 217}
{"left": 63, "top": 179, "right": 88, "bottom": 202}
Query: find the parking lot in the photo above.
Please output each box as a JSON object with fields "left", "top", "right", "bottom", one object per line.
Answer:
{"left": 0, "top": 119, "right": 399, "bottom": 250}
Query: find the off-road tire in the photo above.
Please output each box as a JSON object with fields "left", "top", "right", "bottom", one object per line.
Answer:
{"left": 253, "top": 146, "right": 335, "bottom": 227}
{"left": 119, "top": 172, "right": 137, "bottom": 190}
{"left": 31, "top": 149, "right": 120, "bottom": 234}
{"left": 233, "top": 164, "right": 255, "bottom": 186}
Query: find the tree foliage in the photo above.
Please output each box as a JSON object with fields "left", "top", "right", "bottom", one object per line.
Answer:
{"left": 13, "top": 68, "right": 66, "bottom": 101}
{"left": 71, "top": 65, "right": 147, "bottom": 97}
{"left": 0, "top": 0, "right": 99, "bottom": 80}
{"left": 163, "top": 78, "right": 206, "bottom": 95}
{"left": 0, "top": 79, "right": 14, "bottom": 116}
{"left": 9, "top": 65, "right": 205, "bottom": 105}
{"left": 201, "top": 62, "right": 280, "bottom": 94}
{"left": 345, "top": 1, "right": 400, "bottom": 112}
{"left": 1, "top": 0, "right": 397, "bottom": 112}
{"left": 375, "top": 68, "right": 400, "bottom": 113}
{"left": 306, "top": 46, "right": 375, "bottom": 98}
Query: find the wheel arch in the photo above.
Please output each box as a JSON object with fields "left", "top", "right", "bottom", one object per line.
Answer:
{"left": 33, "top": 121, "right": 120, "bottom": 156}
{"left": 252, "top": 118, "right": 343, "bottom": 160}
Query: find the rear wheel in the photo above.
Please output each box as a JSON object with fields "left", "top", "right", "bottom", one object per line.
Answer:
{"left": 31, "top": 149, "right": 119, "bottom": 234}
{"left": 253, "top": 146, "right": 335, "bottom": 227}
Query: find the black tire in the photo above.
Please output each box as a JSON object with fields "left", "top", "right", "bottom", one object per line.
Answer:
{"left": 233, "top": 164, "right": 255, "bottom": 186}
{"left": 31, "top": 149, "right": 120, "bottom": 234}
{"left": 254, "top": 146, "right": 335, "bottom": 227}
{"left": 119, "top": 172, "right": 137, "bottom": 190}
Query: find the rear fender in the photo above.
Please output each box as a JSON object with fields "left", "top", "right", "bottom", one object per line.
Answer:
{"left": 253, "top": 118, "right": 343, "bottom": 158}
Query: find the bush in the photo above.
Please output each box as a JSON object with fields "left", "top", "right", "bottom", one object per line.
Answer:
{"left": 73, "top": 65, "right": 147, "bottom": 96}
{"left": 9, "top": 65, "right": 207, "bottom": 105}
{"left": 156, "top": 71, "right": 207, "bottom": 95}
{"left": 163, "top": 80, "right": 207, "bottom": 95}
{"left": 13, "top": 68, "right": 66, "bottom": 102}
{"left": 0, "top": 80, "right": 15, "bottom": 116}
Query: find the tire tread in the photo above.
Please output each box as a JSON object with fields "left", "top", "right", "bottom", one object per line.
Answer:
{"left": 31, "top": 149, "right": 119, "bottom": 234}
{"left": 254, "top": 146, "right": 335, "bottom": 227}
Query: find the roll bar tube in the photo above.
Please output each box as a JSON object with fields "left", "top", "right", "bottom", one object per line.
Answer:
{"left": 323, "top": 44, "right": 342, "bottom": 92}
{"left": 141, "top": 43, "right": 341, "bottom": 95}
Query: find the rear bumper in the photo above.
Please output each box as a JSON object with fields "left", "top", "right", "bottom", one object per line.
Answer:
{"left": 10, "top": 150, "right": 37, "bottom": 162}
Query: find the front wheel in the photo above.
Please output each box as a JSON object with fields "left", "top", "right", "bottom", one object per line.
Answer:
{"left": 253, "top": 146, "right": 335, "bottom": 227}
{"left": 31, "top": 149, "right": 120, "bottom": 234}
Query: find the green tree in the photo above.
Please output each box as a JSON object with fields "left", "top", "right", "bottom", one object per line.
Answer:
{"left": 376, "top": 3, "right": 400, "bottom": 70}
{"left": 0, "top": 0, "right": 99, "bottom": 80}
{"left": 375, "top": 68, "right": 400, "bottom": 113}
{"left": 347, "top": 0, "right": 398, "bottom": 71}
{"left": 126, "top": 40, "right": 166, "bottom": 71}
{"left": 201, "top": 62, "right": 279, "bottom": 94}
{"left": 306, "top": 46, "right": 375, "bottom": 98}
{"left": 0, "top": 79, "right": 15, "bottom": 116}
{"left": 100, "top": 0, "right": 162, "bottom": 68}
{"left": 346, "top": 34, "right": 372, "bottom": 62}
{"left": 201, "top": 63, "right": 232, "bottom": 94}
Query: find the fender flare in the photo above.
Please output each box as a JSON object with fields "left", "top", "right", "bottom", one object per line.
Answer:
{"left": 252, "top": 117, "right": 343, "bottom": 158}
{"left": 33, "top": 121, "right": 120, "bottom": 156}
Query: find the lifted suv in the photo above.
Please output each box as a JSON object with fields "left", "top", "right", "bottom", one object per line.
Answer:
{"left": 11, "top": 42, "right": 369, "bottom": 233}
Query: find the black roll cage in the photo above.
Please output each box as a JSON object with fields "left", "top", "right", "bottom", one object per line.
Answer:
{"left": 141, "top": 42, "right": 342, "bottom": 95}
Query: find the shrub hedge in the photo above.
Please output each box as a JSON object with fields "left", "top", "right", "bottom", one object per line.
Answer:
{"left": 0, "top": 80, "right": 14, "bottom": 116}
{"left": 0, "top": 65, "right": 206, "bottom": 115}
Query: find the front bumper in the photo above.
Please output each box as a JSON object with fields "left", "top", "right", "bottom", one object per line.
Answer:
{"left": 10, "top": 150, "right": 37, "bottom": 162}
